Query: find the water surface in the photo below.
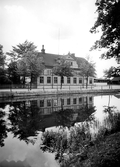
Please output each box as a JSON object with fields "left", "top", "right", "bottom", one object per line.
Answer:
{"left": 0, "top": 93, "right": 120, "bottom": 167}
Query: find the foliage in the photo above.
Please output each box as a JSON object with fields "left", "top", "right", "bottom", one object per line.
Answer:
{"left": 90, "top": 0, "right": 120, "bottom": 60}
{"left": 7, "top": 61, "right": 20, "bottom": 84}
{"left": 103, "top": 66, "right": 115, "bottom": 78}
{"left": 6, "top": 41, "right": 44, "bottom": 86}
{"left": 104, "top": 66, "right": 120, "bottom": 78}
{"left": 41, "top": 128, "right": 68, "bottom": 162}
{"left": 6, "top": 40, "right": 37, "bottom": 61}
{"left": 40, "top": 105, "right": 120, "bottom": 167}
{"left": 17, "top": 51, "right": 44, "bottom": 86}
{"left": 0, "top": 44, "right": 6, "bottom": 68}
{"left": 78, "top": 56, "right": 96, "bottom": 88}
{"left": 0, "top": 68, "right": 11, "bottom": 85}
{"left": 0, "top": 110, "right": 8, "bottom": 147}
{"left": 53, "top": 58, "right": 73, "bottom": 88}
{"left": 112, "top": 66, "right": 120, "bottom": 76}
{"left": 8, "top": 100, "right": 42, "bottom": 144}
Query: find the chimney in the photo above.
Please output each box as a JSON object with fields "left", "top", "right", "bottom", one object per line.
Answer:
{"left": 41, "top": 45, "right": 45, "bottom": 53}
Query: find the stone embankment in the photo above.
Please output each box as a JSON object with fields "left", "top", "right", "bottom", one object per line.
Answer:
{"left": 0, "top": 88, "right": 120, "bottom": 98}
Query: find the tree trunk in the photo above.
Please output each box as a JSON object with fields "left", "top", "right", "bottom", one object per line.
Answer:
{"left": 23, "top": 75, "right": 25, "bottom": 88}
{"left": 83, "top": 76, "right": 84, "bottom": 88}
{"left": 60, "top": 76, "right": 63, "bottom": 89}
{"left": 61, "top": 98, "right": 64, "bottom": 110}
{"left": 86, "top": 77, "right": 88, "bottom": 89}
{"left": 30, "top": 73, "right": 32, "bottom": 90}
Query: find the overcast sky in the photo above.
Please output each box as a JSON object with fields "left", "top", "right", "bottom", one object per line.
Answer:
{"left": 0, "top": 0, "right": 118, "bottom": 77}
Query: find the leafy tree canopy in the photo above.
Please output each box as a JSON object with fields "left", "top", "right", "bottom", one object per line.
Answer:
{"left": 7, "top": 61, "right": 20, "bottom": 84}
{"left": 17, "top": 51, "right": 44, "bottom": 80}
{"left": 53, "top": 58, "right": 73, "bottom": 77}
{"left": 78, "top": 56, "right": 96, "bottom": 88}
{"left": 0, "top": 44, "right": 6, "bottom": 67}
{"left": 53, "top": 58, "right": 73, "bottom": 88}
{"left": 104, "top": 66, "right": 120, "bottom": 78}
{"left": 6, "top": 40, "right": 37, "bottom": 61}
{"left": 90, "top": 0, "right": 120, "bottom": 60}
{"left": 79, "top": 60, "right": 96, "bottom": 78}
{"left": 103, "top": 66, "right": 115, "bottom": 78}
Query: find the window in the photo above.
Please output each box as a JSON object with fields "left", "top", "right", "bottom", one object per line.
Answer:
{"left": 53, "top": 99, "right": 58, "bottom": 106}
{"left": 47, "top": 69, "right": 51, "bottom": 75}
{"left": 70, "top": 62, "right": 73, "bottom": 66}
{"left": 89, "top": 78, "right": 92, "bottom": 84}
{"left": 79, "top": 97, "right": 82, "bottom": 103}
{"left": 40, "top": 100, "right": 44, "bottom": 107}
{"left": 54, "top": 77, "right": 58, "bottom": 83}
{"left": 73, "top": 77, "right": 77, "bottom": 84}
{"left": 40, "top": 76, "right": 44, "bottom": 83}
{"left": 67, "top": 98, "right": 71, "bottom": 105}
{"left": 79, "top": 78, "right": 82, "bottom": 84}
{"left": 47, "top": 77, "right": 51, "bottom": 83}
{"left": 47, "top": 99, "right": 51, "bottom": 106}
{"left": 67, "top": 77, "right": 70, "bottom": 84}
{"left": 73, "top": 98, "right": 77, "bottom": 104}
{"left": 89, "top": 97, "right": 92, "bottom": 102}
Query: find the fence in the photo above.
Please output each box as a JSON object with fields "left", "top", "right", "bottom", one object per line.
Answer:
{"left": 0, "top": 84, "right": 120, "bottom": 91}
{"left": 0, "top": 84, "right": 37, "bottom": 89}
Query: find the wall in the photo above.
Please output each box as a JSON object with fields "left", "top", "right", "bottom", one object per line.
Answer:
{"left": 37, "top": 75, "right": 94, "bottom": 89}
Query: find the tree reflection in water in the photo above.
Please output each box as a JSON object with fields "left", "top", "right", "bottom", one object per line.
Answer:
{"left": 40, "top": 105, "right": 120, "bottom": 167}
{"left": 8, "top": 100, "right": 41, "bottom": 144}
{"left": 0, "top": 97, "right": 95, "bottom": 146}
{"left": 0, "top": 109, "right": 8, "bottom": 147}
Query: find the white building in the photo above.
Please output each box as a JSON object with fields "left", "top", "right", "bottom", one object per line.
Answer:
{"left": 37, "top": 45, "right": 94, "bottom": 89}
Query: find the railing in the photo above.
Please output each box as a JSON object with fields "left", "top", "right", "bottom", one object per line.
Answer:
{"left": 0, "top": 84, "right": 37, "bottom": 89}
{"left": 0, "top": 84, "right": 120, "bottom": 91}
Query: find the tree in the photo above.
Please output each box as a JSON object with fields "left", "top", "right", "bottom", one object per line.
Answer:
{"left": 112, "top": 66, "right": 120, "bottom": 77}
{"left": 8, "top": 100, "right": 42, "bottom": 144}
{"left": 7, "top": 61, "right": 20, "bottom": 84}
{"left": 7, "top": 41, "right": 44, "bottom": 87}
{"left": 17, "top": 51, "right": 44, "bottom": 88}
{"left": 90, "top": 0, "right": 120, "bottom": 60}
{"left": 78, "top": 56, "right": 96, "bottom": 88}
{"left": 6, "top": 40, "right": 37, "bottom": 61}
{"left": 0, "top": 45, "right": 6, "bottom": 68}
{"left": 0, "top": 68, "right": 11, "bottom": 85}
{"left": 0, "top": 110, "right": 8, "bottom": 147}
{"left": 103, "top": 66, "right": 115, "bottom": 79}
{"left": 53, "top": 58, "right": 73, "bottom": 89}
{"left": 104, "top": 66, "right": 120, "bottom": 79}
{"left": 0, "top": 45, "right": 11, "bottom": 85}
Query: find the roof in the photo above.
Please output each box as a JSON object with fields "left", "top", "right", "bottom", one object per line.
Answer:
{"left": 38, "top": 52, "right": 62, "bottom": 67}
{"left": 111, "top": 77, "right": 120, "bottom": 81}
{"left": 38, "top": 52, "right": 87, "bottom": 68}
{"left": 75, "top": 57, "right": 88, "bottom": 67}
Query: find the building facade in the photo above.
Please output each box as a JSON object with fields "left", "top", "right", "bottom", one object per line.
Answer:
{"left": 37, "top": 45, "right": 94, "bottom": 89}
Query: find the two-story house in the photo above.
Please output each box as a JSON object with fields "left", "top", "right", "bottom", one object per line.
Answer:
{"left": 37, "top": 45, "right": 94, "bottom": 89}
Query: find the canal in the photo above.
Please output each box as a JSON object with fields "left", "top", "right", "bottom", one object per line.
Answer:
{"left": 0, "top": 93, "right": 120, "bottom": 167}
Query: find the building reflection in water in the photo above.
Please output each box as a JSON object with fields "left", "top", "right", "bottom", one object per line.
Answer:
{"left": 0, "top": 94, "right": 94, "bottom": 145}
{"left": 37, "top": 94, "right": 94, "bottom": 115}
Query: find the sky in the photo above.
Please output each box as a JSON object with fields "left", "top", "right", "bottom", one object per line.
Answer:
{"left": 0, "top": 0, "right": 118, "bottom": 78}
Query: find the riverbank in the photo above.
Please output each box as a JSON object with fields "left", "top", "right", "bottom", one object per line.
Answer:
{"left": 0, "top": 86, "right": 120, "bottom": 98}
{"left": 65, "top": 132, "right": 120, "bottom": 167}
